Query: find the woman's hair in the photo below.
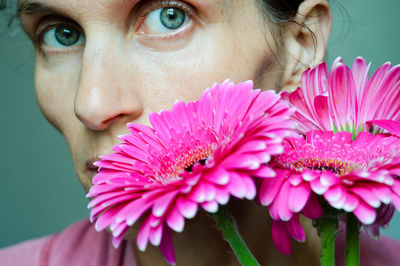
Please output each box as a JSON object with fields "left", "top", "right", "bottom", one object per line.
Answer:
{"left": 1, "top": 0, "right": 304, "bottom": 25}
{"left": 258, "top": 0, "right": 304, "bottom": 22}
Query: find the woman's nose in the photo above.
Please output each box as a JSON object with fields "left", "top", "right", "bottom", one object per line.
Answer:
{"left": 74, "top": 40, "right": 143, "bottom": 131}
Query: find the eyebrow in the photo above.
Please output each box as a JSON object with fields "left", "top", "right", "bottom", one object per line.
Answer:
{"left": 17, "top": 1, "right": 61, "bottom": 18}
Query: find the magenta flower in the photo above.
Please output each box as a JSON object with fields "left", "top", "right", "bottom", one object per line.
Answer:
{"left": 259, "top": 131, "right": 400, "bottom": 254}
{"left": 260, "top": 130, "right": 400, "bottom": 254}
{"left": 87, "top": 80, "right": 295, "bottom": 264}
{"left": 282, "top": 57, "right": 400, "bottom": 135}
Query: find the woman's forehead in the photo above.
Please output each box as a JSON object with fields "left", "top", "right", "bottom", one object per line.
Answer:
{"left": 17, "top": 0, "right": 238, "bottom": 25}
{"left": 17, "top": 0, "right": 231, "bottom": 15}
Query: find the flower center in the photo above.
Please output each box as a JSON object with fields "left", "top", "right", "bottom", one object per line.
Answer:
{"left": 179, "top": 146, "right": 212, "bottom": 173}
{"left": 153, "top": 143, "right": 217, "bottom": 184}
{"left": 291, "top": 158, "right": 359, "bottom": 176}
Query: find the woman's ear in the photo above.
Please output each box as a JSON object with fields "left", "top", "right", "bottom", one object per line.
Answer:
{"left": 280, "top": 0, "right": 332, "bottom": 92}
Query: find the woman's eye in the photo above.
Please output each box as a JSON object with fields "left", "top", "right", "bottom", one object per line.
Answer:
{"left": 141, "top": 7, "right": 189, "bottom": 35}
{"left": 42, "top": 25, "right": 85, "bottom": 48}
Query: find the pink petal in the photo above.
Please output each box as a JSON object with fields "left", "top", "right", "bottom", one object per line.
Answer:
{"left": 328, "top": 62, "right": 357, "bottom": 130}
{"left": 392, "top": 193, "right": 400, "bottom": 211}
{"left": 288, "top": 173, "right": 303, "bottom": 186}
{"left": 368, "top": 120, "right": 400, "bottom": 137}
{"left": 94, "top": 204, "right": 125, "bottom": 232}
{"left": 358, "top": 62, "right": 392, "bottom": 122}
{"left": 302, "top": 194, "right": 323, "bottom": 219}
{"left": 112, "top": 229, "right": 128, "bottom": 249}
{"left": 215, "top": 187, "right": 230, "bottom": 205}
{"left": 372, "top": 185, "right": 392, "bottom": 204}
{"left": 288, "top": 183, "right": 311, "bottom": 213}
{"left": 286, "top": 215, "right": 306, "bottom": 242}
{"left": 393, "top": 181, "right": 400, "bottom": 197}
{"left": 201, "top": 182, "right": 216, "bottom": 202}
{"left": 302, "top": 170, "right": 319, "bottom": 181}
{"left": 272, "top": 220, "right": 292, "bottom": 255}
{"left": 116, "top": 196, "right": 154, "bottom": 226}
{"left": 189, "top": 182, "right": 207, "bottom": 203}
{"left": 176, "top": 197, "right": 198, "bottom": 219}
{"left": 353, "top": 201, "right": 377, "bottom": 225}
{"left": 222, "top": 153, "right": 261, "bottom": 170}
{"left": 159, "top": 227, "right": 176, "bottom": 265}
{"left": 152, "top": 191, "right": 178, "bottom": 217}
{"left": 328, "top": 190, "right": 347, "bottom": 209}
{"left": 320, "top": 171, "right": 340, "bottom": 187}
{"left": 273, "top": 181, "right": 293, "bottom": 221}
{"left": 201, "top": 201, "right": 219, "bottom": 213}
{"left": 112, "top": 222, "right": 128, "bottom": 237}
{"left": 342, "top": 193, "right": 359, "bottom": 212}
{"left": 205, "top": 167, "right": 230, "bottom": 185}
{"left": 351, "top": 57, "right": 370, "bottom": 104}
{"left": 324, "top": 185, "right": 345, "bottom": 203}
{"left": 349, "top": 186, "right": 381, "bottom": 209}
{"left": 371, "top": 65, "right": 400, "bottom": 120}
{"left": 250, "top": 166, "right": 276, "bottom": 178}
{"left": 166, "top": 208, "right": 185, "bottom": 233}
{"left": 259, "top": 177, "right": 284, "bottom": 206}
{"left": 137, "top": 218, "right": 151, "bottom": 251}
{"left": 310, "top": 178, "right": 329, "bottom": 195}
{"left": 242, "top": 176, "right": 257, "bottom": 200}
{"left": 226, "top": 172, "right": 246, "bottom": 199}
{"left": 314, "top": 95, "right": 331, "bottom": 130}
{"left": 149, "top": 224, "right": 163, "bottom": 246}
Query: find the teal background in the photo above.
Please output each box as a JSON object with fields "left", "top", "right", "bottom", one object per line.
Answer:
{"left": 0, "top": 0, "right": 399, "bottom": 248}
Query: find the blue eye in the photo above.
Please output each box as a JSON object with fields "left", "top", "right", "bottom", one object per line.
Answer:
{"left": 43, "top": 25, "right": 85, "bottom": 48}
{"left": 142, "top": 7, "right": 189, "bottom": 34}
{"left": 160, "top": 7, "right": 186, "bottom": 29}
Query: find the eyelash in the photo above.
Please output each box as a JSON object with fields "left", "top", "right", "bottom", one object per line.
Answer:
{"left": 35, "top": 19, "right": 82, "bottom": 46}
{"left": 140, "top": 0, "right": 195, "bottom": 19}
{"left": 132, "top": 0, "right": 197, "bottom": 38}
{"left": 34, "top": 0, "right": 197, "bottom": 52}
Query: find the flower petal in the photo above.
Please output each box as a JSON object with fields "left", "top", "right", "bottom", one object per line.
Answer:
{"left": 288, "top": 183, "right": 311, "bottom": 213}
{"left": 272, "top": 220, "right": 292, "bottom": 255}
{"left": 159, "top": 227, "right": 176, "bottom": 265}
{"left": 353, "top": 201, "right": 377, "bottom": 225}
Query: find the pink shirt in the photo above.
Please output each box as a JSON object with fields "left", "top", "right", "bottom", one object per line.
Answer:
{"left": 1, "top": 219, "right": 399, "bottom": 265}
{"left": 0, "top": 220, "right": 137, "bottom": 266}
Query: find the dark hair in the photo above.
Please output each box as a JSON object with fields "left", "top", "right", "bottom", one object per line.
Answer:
{"left": 1, "top": 0, "right": 304, "bottom": 25}
{"left": 258, "top": 0, "right": 304, "bottom": 22}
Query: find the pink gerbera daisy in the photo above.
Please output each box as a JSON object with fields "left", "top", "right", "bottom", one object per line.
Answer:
{"left": 260, "top": 130, "right": 400, "bottom": 254}
{"left": 282, "top": 57, "right": 400, "bottom": 135}
{"left": 87, "top": 80, "right": 295, "bottom": 264}
{"left": 263, "top": 57, "right": 400, "bottom": 255}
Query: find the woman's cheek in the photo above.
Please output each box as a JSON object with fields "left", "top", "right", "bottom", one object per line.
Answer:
{"left": 34, "top": 57, "right": 79, "bottom": 134}
{"left": 134, "top": 26, "right": 270, "bottom": 110}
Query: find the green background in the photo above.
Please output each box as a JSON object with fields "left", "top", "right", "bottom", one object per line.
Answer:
{"left": 1, "top": 0, "right": 399, "bottom": 248}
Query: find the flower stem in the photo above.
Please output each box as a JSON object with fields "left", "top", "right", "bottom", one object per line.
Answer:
{"left": 213, "top": 205, "right": 260, "bottom": 266}
{"left": 345, "top": 214, "right": 360, "bottom": 266}
{"left": 315, "top": 216, "right": 338, "bottom": 266}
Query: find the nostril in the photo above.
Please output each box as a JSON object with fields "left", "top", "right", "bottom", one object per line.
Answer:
{"left": 102, "top": 114, "right": 124, "bottom": 125}
{"left": 75, "top": 109, "right": 110, "bottom": 131}
{"left": 75, "top": 97, "right": 144, "bottom": 131}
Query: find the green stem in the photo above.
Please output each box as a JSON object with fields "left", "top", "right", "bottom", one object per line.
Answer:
{"left": 345, "top": 214, "right": 360, "bottom": 266}
{"left": 213, "top": 205, "right": 260, "bottom": 266}
{"left": 315, "top": 216, "right": 338, "bottom": 266}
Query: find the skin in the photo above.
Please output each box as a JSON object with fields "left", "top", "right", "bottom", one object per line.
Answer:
{"left": 18, "top": 0, "right": 331, "bottom": 264}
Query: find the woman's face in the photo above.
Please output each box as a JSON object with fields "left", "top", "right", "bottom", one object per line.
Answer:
{"left": 19, "top": 0, "right": 288, "bottom": 191}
